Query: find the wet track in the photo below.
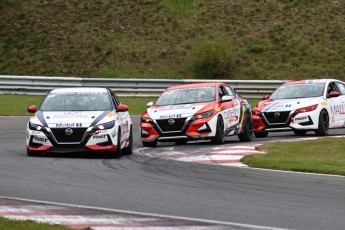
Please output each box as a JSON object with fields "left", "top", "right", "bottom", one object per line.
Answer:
{"left": 1, "top": 116, "right": 345, "bottom": 230}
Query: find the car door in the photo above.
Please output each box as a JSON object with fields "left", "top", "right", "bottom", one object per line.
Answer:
{"left": 326, "top": 82, "right": 345, "bottom": 128}
{"left": 219, "top": 85, "right": 241, "bottom": 136}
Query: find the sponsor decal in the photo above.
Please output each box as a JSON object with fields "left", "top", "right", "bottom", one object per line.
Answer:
{"left": 224, "top": 109, "right": 238, "bottom": 118}
{"left": 295, "top": 116, "right": 308, "bottom": 121}
{"left": 111, "top": 130, "right": 117, "bottom": 138}
{"left": 229, "top": 116, "right": 239, "bottom": 122}
{"left": 155, "top": 104, "right": 198, "bottom": 111}
{"left": 330, "top": 104, "right": 345, "bottom": 115}
{"left": 121, "top": 121, "right": 129, "bottom": 134}
{"left": 33, "top": 136, "right": 48, "bottom": 143}
{"left": 263, "top": 102, "right": 285, "bottom": 112}
{"left": 93, "top": 134, "right": 107, "bottom": 140}
{"left": 159, "top": 114, "right": 182, "bottom": 119}
{"left": 56, "top": 123, "right": 82, "bottom": 128}
{"left": 52, "top": 112, "right": 89, "bottom": 119}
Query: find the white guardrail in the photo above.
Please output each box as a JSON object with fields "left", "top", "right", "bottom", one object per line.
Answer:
{"left": 0, "top": 75, "right": 288, "bottom": 98}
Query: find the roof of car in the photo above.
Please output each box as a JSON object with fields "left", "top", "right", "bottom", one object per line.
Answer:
{"left": 50, "top": 87, "right": 108, "bottom": 93}
{"left": 167, "top": 82, "right": 224, "bottom": 90}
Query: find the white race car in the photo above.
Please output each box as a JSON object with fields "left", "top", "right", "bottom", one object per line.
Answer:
{"left": 26, "top": 87, "right": 132, "bottom": 157}
{"left": 140, "top": 82, "right": 253, "bottom": 146}
{"left": 252, "top": 79, "right": 345, "bottom": 137}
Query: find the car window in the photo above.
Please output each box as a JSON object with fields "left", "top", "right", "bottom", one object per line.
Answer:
{"left": 218, "top": 86, "right": 228, "bottom": 99}
{"left": 335, "top": 82, "right": 345, "bottom": 95}
{"left": 156, "top": 86, "right": 216, "bottom": 106}
{"left": 270, "top": 83, "right": 325, "bottom": 99}
{"left": 327, "top": 82, "right": 339, "bottom": 96}
{"left": 224, "top": 86, "right": 236, "bottom": 98}
{"left": 40, "top": 92, "right": 112, "bottom": 111}
{"left": 111, "top": 91, "right": 120, "bottom": 107}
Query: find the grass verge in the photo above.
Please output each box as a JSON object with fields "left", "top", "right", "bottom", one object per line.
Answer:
{"left": 242, "top": 137, "right": 345, "bottom": 176}
{"left": 0, "top": 216, "right": 69, "bottom": 230}
{"left": 0, "top": 94, "right": 259, "bottom": 116}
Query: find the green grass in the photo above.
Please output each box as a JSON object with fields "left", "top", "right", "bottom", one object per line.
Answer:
{"left": 0, "top": 1, "right": 344, "bottom": 80}
{"left": 242, "top": 138, "right": 345, "bottom": 176}
{"left": 0, "top": 94, "right": 259, "bottom": 116}
{"left": 0, "top": 217, "right": 70, "bottom": 230}
{"left": 0, "top": 94, "right": 157, "bottom": 116}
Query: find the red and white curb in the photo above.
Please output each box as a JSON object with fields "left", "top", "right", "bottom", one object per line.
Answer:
{"left": 0, "top": 197, "right": 291, "bottom": 230}
{"left": 137, "top": 144, "right": 264, "bottom": 167}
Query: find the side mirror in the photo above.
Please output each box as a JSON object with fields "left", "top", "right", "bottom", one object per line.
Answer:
{"left": 146, "top": 102, "right": 154, "bottom": 108}
{"left": 117, "top": 104, "right": 128, "bottom": 112}
{"left": 221, "top": 95, "right": 233, "bottom": 102}
{"left": 262, "top": 95, "right": 269, "bottom": 100}
{"left": 329, "top": 91, "right": 340, "bottom": 98}
{"left": 27, "top": 105, "right": 37, "bottom": 113}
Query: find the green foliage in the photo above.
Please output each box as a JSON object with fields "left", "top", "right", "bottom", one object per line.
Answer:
{"left": 190, "top": 38, "right": 236, "bottom": 79}
{"left": 248, "top": 44, "right": 264, "bottom": 53}
{"left": 163, "top": 0, "right": 197, "bottom": 15}
{"left": 0, "top": 0, "right": 22, "bottom": 8}
{"left": 0, "top": 1, "right": 344, "bottom": 80}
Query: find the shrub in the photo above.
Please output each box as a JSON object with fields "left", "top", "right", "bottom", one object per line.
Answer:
{"left": 190, "top": 38, "right": 236, "bottom": 79}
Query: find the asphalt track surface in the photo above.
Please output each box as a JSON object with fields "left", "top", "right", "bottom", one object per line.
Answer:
{"left": 1, "top": 115, "right": 345, "bottom": 230}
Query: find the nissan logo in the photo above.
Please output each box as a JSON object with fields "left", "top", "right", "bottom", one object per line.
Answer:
{"left": 168, "top": 119, "right": 175, "bottom": 125}
{"left": 274, "top": 112, "right": 280, "bottom": 118}
{"left": 65, "top": 128, "right": 73, "bottom": 135}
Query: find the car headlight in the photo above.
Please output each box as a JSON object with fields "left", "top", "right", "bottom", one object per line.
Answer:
{"left": 94, "top": 120, "right": 115, "bottom": 131}
{"left": 28, "top": 122, "right": 45, "bottom": 131}
{"left": 193, "top": 109, "right": 214, "bottom": 120}
{"left": 141, "top": 117, "right": 152, "bottom": 123}
{"left": 296, "top": 104, "right": 318, "bottom": 113}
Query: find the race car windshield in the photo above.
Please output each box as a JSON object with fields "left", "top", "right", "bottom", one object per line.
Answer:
{"left": 155, "top": 87, "right": 216, "bottom": 106}
{"left": 270, "top": 83, "right": 325, "bottom": 99}
{"left": 40, "top": 92, "right": 112, "bottom": 111}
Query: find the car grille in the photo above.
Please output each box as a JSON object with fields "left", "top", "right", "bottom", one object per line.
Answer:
{"left": 263, "top": 111, "right": 291, "bottom": 124}
{"left": 50, "top": 128, "right": 88, "bottom": 143}
{"left": 156, "top": 118, "right": 187, "bottom": 132}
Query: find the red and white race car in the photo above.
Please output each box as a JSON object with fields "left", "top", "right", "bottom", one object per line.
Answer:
{"left": 140, "top": 82, "right": 253, "bottom": 147}
{"left": 252, "top": 79, "right": 345, "bottom": 137}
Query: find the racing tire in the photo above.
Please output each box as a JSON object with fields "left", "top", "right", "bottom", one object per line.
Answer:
{"left": 108, "top": 128, "right": 122, "bottom": 158}
{"left": 142, "top": 141, "right": 157, "bottom": 147}
{"left": 238, "top": 114, "right": 253, "bottom": 142}
{"left": 315, "top": 110, "right": 329, "bottom": 136}
{"left": 211, "top": 116, "right": 225, "bottom": 145}
{"left": 254, "top": 131, "right": 268, "bottom": 138}
{"left": 122, "top": 126, "right": 133, "bottom": 155}
{"left": 293, "top": 130, "right": 307, "bottom": 136}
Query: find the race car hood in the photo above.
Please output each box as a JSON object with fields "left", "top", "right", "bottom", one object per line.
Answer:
{"left": 257, "top": 97, "right": 321, "bottom": 112}
{"left": 147, "top": 103, "right": 210, "bottom": 120}
{"left": 38, "top": 111, "right": 111, "bottom": 128}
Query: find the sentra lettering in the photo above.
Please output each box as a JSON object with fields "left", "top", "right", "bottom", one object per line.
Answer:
{"left": 33, "top": 137, "right": 48, "bottom": 143}
{"left": 93, "top": 134, "right": 107, "bottom": 139}
{"left": 330, "top": 104, "right": 345, "bottom": 115}
{"left": 295, "top": 117, "right": 307, "bottom": 121}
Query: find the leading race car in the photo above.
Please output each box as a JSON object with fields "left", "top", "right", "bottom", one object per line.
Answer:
{"left": 140, "top": 82, "right": 253, "bottom": 147}
{"left": 26, "top": 87, "right": 133, "bottom": 157}
{"left": 252, "top": 79, "right": 345, "bottom": 137}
